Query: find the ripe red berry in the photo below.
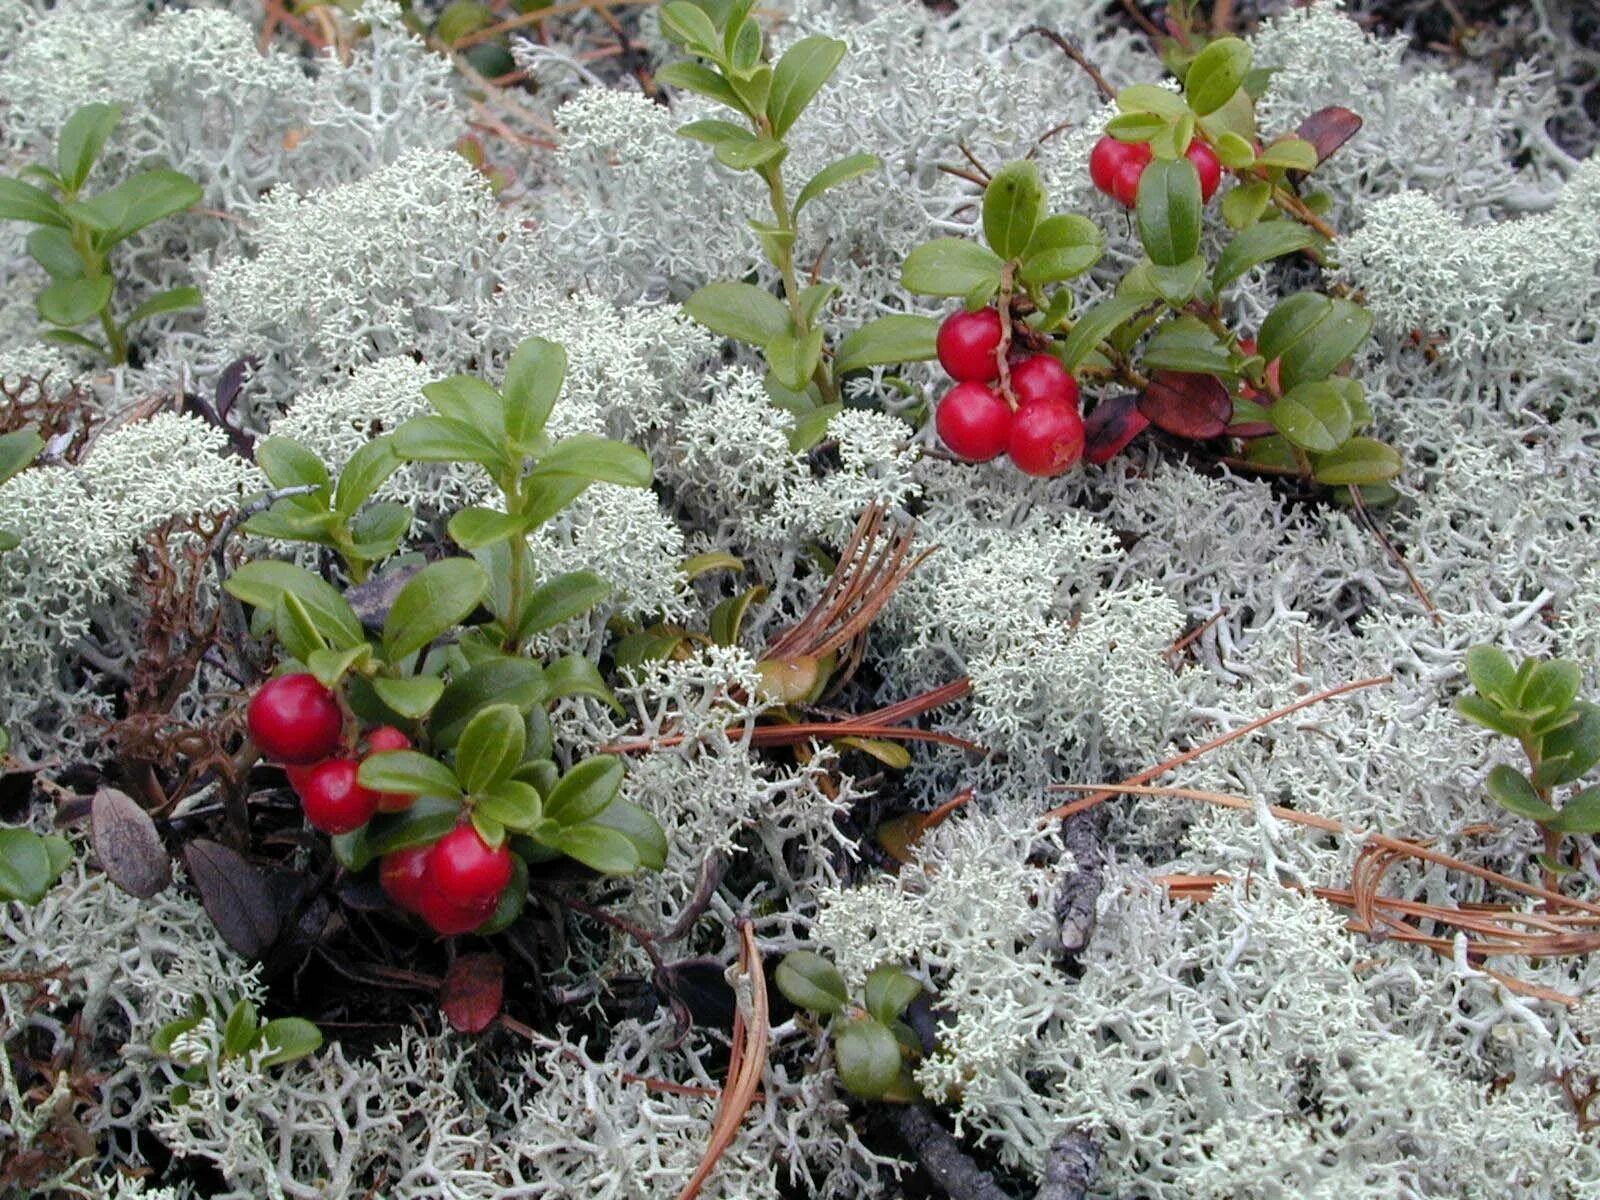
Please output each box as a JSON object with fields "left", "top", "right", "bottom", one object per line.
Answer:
{"left": 297, "top": 758, "right": 380, "bottom": 835}
{"left": 1185, "top": 139, "right": 1222, "bottom": 202}
{"left": 1009, "top": 399, "right": 1086, "bottom": 477}
{"left": 248, "top": 673, "right": 343, "bottom": 764}
{"left": 1090, "top": 136, "right": 1152, "bottom": 205}
{"left": 379, "top": 845, "right": 432, "bottom": 914}
{"left": 427, "top": 822, "right": 514, "bottom": 908}
{"left": 936, "top": 382, "right": 1012, "bottom": 462}
{"left": 936, "top": 307, "right": 1004, "bottom": 382}
{"left": 363, "top": 726, "right": 416, "bottom": 813}
{"left": 1009, "top": 354, "right": 1080, "bottom": 411}
{"left": 417, "top": 885, "right": 496, "bottom": 936}
{"left": 284, "top": 762, "right": 320, "bottom": 794}
{"left": 1110, "top": 157, "right": 1147, "bottom": 208}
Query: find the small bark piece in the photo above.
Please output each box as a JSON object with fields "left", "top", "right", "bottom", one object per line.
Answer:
{"left": 889, "top": 1104, "right": 1015, "bottom": 1200}
{"left": 1036, "top": 1131, "right": 1099, "bottom": 1200}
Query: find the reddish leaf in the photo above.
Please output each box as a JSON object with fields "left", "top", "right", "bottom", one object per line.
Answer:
{"left": 1137, "top": 372, "right": 1232, "bottom": 440}
{"left": 91, "top": 786, "right": 171, "bottom": 898}
{"left": 184, "top": 840, "right": 279, "bottom": 958}
{"left": 1296, "top": 106, "right": 1362, "bottom": 165}
{"left": 1084, "top": 393, "right": 1151, "bottom": 465}
{"left": 440, "top": 951, "right": 503, "bottom": 1034}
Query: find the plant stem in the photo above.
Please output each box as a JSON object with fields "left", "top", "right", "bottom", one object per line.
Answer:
{"left": 760, "top": 155, "right": 839, "bottom": 405}
{"left": 503, "top": 475, "right": 527, "bottom": 653}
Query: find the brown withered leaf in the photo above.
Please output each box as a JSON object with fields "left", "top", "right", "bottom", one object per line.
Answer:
{"left": 440, "top": 951, "right": 503, "bottom": 1034}
{"left": 184, "top": 839, "right": 279, "bottom": 958}
{"left": 1297, "top": 106, "right": 1363, "bottom": 166}
{"left": 91, "top": 786, "right": 171, "bottom": 898}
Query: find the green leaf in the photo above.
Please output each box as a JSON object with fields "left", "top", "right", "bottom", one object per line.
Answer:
{"left": 1257, "top": 292, "right": 1332, "bottom": 363}
{"left": 1104, "top": 112, "right": 1165, "bottom": 142}
{"left": 68, "top": 169, "right": 201, "bottom": 241}
{"left": 709, "top": 583, "right": 767, "bottom": 646}
{"left": 1486, "top": 765, "right": 1556, "bottom": 821}
{"left": 683, "top": 281, "right": 792, "bottom": 346}
{"left": 774, "top": 950, "right": 848, "bottom": 1014}
{"left": 370, "top": 674, "right": 443, "bottom": 719}
{"left": 659, "top": 1, "right": 721, "bottom": 54}
{"left": 0, "top": 427, "right": 45, "bottom": 487}
{"left": 681, "top": 551, "right": 744, "bottom": 580}
{"left": 657, "top": 62, "right": 745, "bottom": 112}
{"left": 1116, "top": 83, "right": 1189, "bottom": 119}
{"left": 1212, "top": 222, "right": 1321, "bottom": 292}
{"left": 1150, "top": 110, "right": 1197, "bottom": 161}
{"left": 0, "top": 178, "right": 68, "bottom": 227}
{"left": 448, "top": 506, "right": 525, "bottom": 551}
{"left": 1135, "top": 157, "right": 1203, "bottom": 267}
{"left": 302, "top": 644, "right": 367, "bottom": 691}
{"left": 332, "top": 437, "right": 402, "bottom": 518}
{"left": 38, "top": 329, "right": 106, "bottom": 355}
{"left": 366, "top": 795, "right": 462, "bottom": 856}
{"left": 540, "top": 822, "right": 640, "bottom": 874}
{"left": 1455, "top": 694, "right": 1524, "bottom": 738}
{"left": 1519, "top": 660, "right": 1582, "bottom": 719}
{"left": 1309, "top": 437, "right": 1401, "bottom": 486}
{"left": 1538, "top": 702, "right": 1600, "bottom": 787}
{"left": 899, "top": 238, "right": 1005, "bottom": 298}
{"left": 0, "top": 828, "right": 52, "bottom": 904}
{"left": 835, "top": 735, "right": 912, "bottom": 768}
{"left": 225, "top": 561, "right": 364, "bottom": 648}
{"left": 1464, "top": 646, "right": 1518, "bottom": 705}
{"left": 456, "top": 703, "right": 525, "bottom": 793}
{"left": 544, "top": 755, "right": 625, "bottom": 826}
{"left": 1184, "top": 36, "right": 1251, "bottom": 115}
{"left": 514, "top": 570, "right": 611, "bottom": 642}
{"left": 382, "top": 558, "right": 488, "bottom": 662}
{"left": 256, "top": 1018, "right": 323, "bottom": 1069}
{"left": 222, "top": 998, "right": 259, "bottom": 1058}
{"left": 981, "top": 160, "right": 1045, "bottom": 261}
{"left": 716, "top": 132, "right": 787, "bottom": 172}
{"left": 795, "top": 153, "right": 881, "bottom": 215}
{"left": 1213, "top": 131, "right": 1258, "bottom": 171}
{"left": 421, "top": 374, "right": 504, "bottom": 434}
{"left": 582, "top": 797, "right": 668, "bottom": 872}
{"left": 834, "top": 1016, "right": 902, "bottom": 1099}
{"left": 391, "top": 414, "right": 508, "bottom": 472}
{"left": 348, "top": 503, "right": 410, "bottom": 561}
{"left": 1257, "top": 137, "right": 1319, "bottom": 172}
{"left": 767, "top": 35, "right": 846, "bottom": 137}
{"left": 1145, "top": 256, "right": 1208, "bottom": 307}
{"left": 126, "top": 286, "right": 202, "bottom": 325}
{"left": 257, "top": 437, "right": 330, "bottom": 493}
{"left": 150, "top": 1016, "right": 201, "bottom": 1058}
{"left": 1059, "top": 294, "right": 1152, "bottom": 371}
{"left": 502, "top": 336, "right": 566, "bottom": 452}
{"left": 475, "top": 780, "right": 543, "bottom": 832}
{"left": 533, "top": 434, "right": 652, "bottom": 488}
{"left": 26, "top": 227, "right": 85, "bottom": 280}
{"left": 864, "top": 965, "right": 922, "bottom": 1026}
{"left": 357, "top": 750, "right": 462, "bottom": 799}
{"left": 1269, "top": 380, "right": 1354, "bottom": 452}
{"left": 544, "top": 653, "right": 623, "bottom": 713}
{"left": 766, "top": 327, "right": 825, "bottom": 391}
{"left": 1141, "top": 315, "right": 1234, "bottom": 375}
{"left": 1278, "top": 299, "right": 1372, "bottom": 391}
{"left": 833, "top": 315, "right": 939, "bottom": 374}
{"left": 37, "top": 276, "right": 112, "bottom": 327}
{"left": 431, "top": 658, "right": 547, "bottom": 749}
{"left": 1019, "top": 214, "right": 1103, "bottom": 285}
{"left": 1549, "top": 787, "right": 1600, "bottom": 834}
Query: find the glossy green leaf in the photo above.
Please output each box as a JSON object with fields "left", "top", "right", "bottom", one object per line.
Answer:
{"left": 225, "top": 561, "right": 364, "bottom": 648}
{"left": 26, "top": 227, "right": 85, "bottom": 280}
{"left": 775, "top": 950, "right": 848, "bottom": 1014}
{"left": 0, "top": 827, "right": 53, "bottom": 904}
{"left": 1309, "top": 437, "right": 1401, "bottom": 486}
{"left": 709, "top": 583, "right": 767, "bottom": 646}
{"left": 1212, "top": 222, "right": 1321, "bottom": 291}
{"left": 257, "top": 437, "right": 330, "bottom": 493}
{"left": 1455, "top": 694, "right": 1523, "bottom": 738}
{"left": 1485, "top": 764, "right": 1555, "bottom": 821}
{"left": 981, "top": 160, "right": 1044, "bottom": 261}
{"left": 273, "top": 591, "right": 328, "bottom": 663}
{"left": 834, "top": 314, "right": 938, "bottom": 375}
{"left": 431, "top": 658, "right": 547, "bottom": 749}
{"left": 37, "top": 276, "right": 112, "bottom": 327}
{"left": 766, "top": 327, "right": 824, "bottom": 391}
{"left": 331, "top": 437, "right": 401, "bottom": 517}
{"left": 1116, "top": 83, "right": 1189, "bottom": 119}
{"left": 544, "top": 754, "right": 625, "bottom": 826}
{"left": 448, "top": 506, "right": 525, "bottom": 550}
{"left": 864, "top": 965, "right": 922, "bottom": 1026}
{"left": 1140, "top": 315, "right": 1234, "bottom": 375}
{"left": 1059, "top": 294, "right": 1152, "bottom": 371}
{"left": 421, "top": 374, "right": 503, "bottom": 434}
{"left": 1257, "top": 137, "right": 1319, "bottom": 172}
{"left": 1018, "top": 214, "right": 1103, "bottom": 285}
{"left": 222, "top": 998, "right": 259, "bottom": 1057}
{"left": 126, "top": 285, "right": 202, "bottom": 325}
{"left": 1519, "top": 659, "right": 1582, "bottom": 719}
{"left": 366, "top": 795, "right": 462, "bottom": 856}
{"left": 0, "top": 427, "right": 44, "bottom": 487}
{"left": 533, "top": 434, "right": 652, "bottom": 488}
{"left": 1214, "top": 132, "right": 1257, "bottom": 170}
{"left": 581, "top": 797, "right": 668, "bottom": 872}
{"left": 391, "top": 414, "right": 508, "bottom": 471}
{"left": 1184, "top": 36, "right": 1251, "bottom": 115}
{"left": 1464, "top": 646, "right": 1518, "bottom": 706}
{"left": 1104, "top": 112, "right": 1164, "bottom": 142}
{"left": 1270, "top": 380, "right": 1353, "bottom": 452}
{"left": 475, "top": 779, "right": 543, "bottom": 832}
{"left": 455, "top": 703, "right": 525, "bottom": 794}
{"left": 767, "top": 36, "right": 846, "bottom": 137}
{"left": 540, "top": 822, "right": 640, "bottom": 874}
{"left": 1278, "top": 299, "right": 1372, "bottom": 391}
{"left": 656, "top": 62, "right": 744, "bottom": 111}
{"left": 543, "top": 652, "right": 623, "bottom": 713}
{"left": 1146, "top": 256, "right": 1207, "bottom": 306}
{"left": 1549, "top": 787, "right": 1600, "bottom": 834}
{"left": 1257, "top": 292, "right": 1333, "bottom": 363}
{"left": 358, "top": 750, "right": 462, "bottom": 799}
{"left": 1538, "top": 701, "right": 1600, "bottom": 787}
{"left": 1135, "top": 157, "right": 1202, "bottom": 267}
{"left": 514, "top": 570, "right": 611, "bottom": 642}
{"left": 502, "top": 336, "right": 565, "bottom": 452}
{"left": 382, "top": 558, "right": 488, "bottom": 661}
{"left": 795, "top": 153, "right": 881, "bottom": 215}
{"left": 256, "top": 1017, "right": 323, "bottom": 1069}
{"left": 658, "top": 1, "right": 720, "bottom": 54}
{"left": 834, "top": 1016, "right": 902, "bottom": 1099}
{"left": 899, "top": 238, "right": 1005, "bottom": 298}
{"left": 370, "top": 674, "right": 443, "bottom": 719}
{"left": 68, "top": 169, "right": 201, "bottom": 240}
{"left": 683, "top": 281, "right": 791, "bottom": 346}
{"left": 0, "top": 178, "right": 68, "bottom": 227}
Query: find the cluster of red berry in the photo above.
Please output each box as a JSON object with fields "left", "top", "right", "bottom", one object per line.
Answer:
{"left": 1089, "top": 134, "right": 1222, "bottom": 207}
{"left": 247, "top": 673, "right": 512, "bottom": 935}
{"left": 932, "top": 309, "right": 1086, "bottom": 477}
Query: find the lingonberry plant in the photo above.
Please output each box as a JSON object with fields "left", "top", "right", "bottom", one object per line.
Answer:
{"left": 1457, "top": 647, "right": 1600, "bottom": 887}
{"left": 0, "top": 103, "right": 203, "bottom": 365}
{"left": 776, "top": 950, "right": 925, "bottom": 1102}
{"left": 152, "top": 996, "right": 323, "bottom": 1107}
{"left": 226, "top": 336, "right": 668, "bottom": 936}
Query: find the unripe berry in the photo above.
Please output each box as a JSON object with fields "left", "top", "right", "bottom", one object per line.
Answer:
{"left": 1186, "top": 139, "right": 1223, "bottom": 202}
{"left": 379, "top": 845, "right": 432, "bottom": 913}
{"left": 1009, "top": 354, "right": 1080, "bottom": 411}
{"left": 363, "top": 725, "right": 416, "bottom": 813}
{"left": 1009, "top": 399, "right": 1086, "bottom": 477}
{"left": 248, "top": 674, "right": 343, "bottom": 764}
{"left": 427, "top": 822, "right": 514, "bottom": 908}
{"left": 298, "top": 758, "right": 380, "bottom": 834}
{"left": 936, "top": 307, "right": 1004, "bottom": 382}
{"left": 417, "top": 885, "right": 496, "bottom": 936}
{"left": 935, "top": 382, "right": 1012, "bottom": 462}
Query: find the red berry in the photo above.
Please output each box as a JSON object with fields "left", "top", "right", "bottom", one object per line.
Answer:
{"left": 298, "top": 758, "right": 380, "bottom": 835}
{"left": 248, "top": 673, "right": 343, "bottom": 764}
{"left": 427, "top": 822, "right": 513, "bottom": 908}
{"left": 1009, "top": 355, "right": 1080, "bottom": 411}
{"left": 936, "top": 382, "right": 1012, "bottom": 462}
{"left": 1009, "top": 399, "right": 1086, "bottom": 477}
{"left": 1090, "top": 136, "right": 1151, "bottom": 204}
{"left": 1110, "top": 155, "right": 1148, "bottom": 208}
{"left": 363, "top": 726, "right": 416, "bottom": 813}
{"left": 417, "top": 885, "right": 496, "bottom": 936}
{"left": 379, "top": 845, "right": 432, "bottom": 913}
{"left": 936, "top": 307, "right": 1004, "bottom": 382}
{"left": 284, "top": 762, "right": 320, "bottom": 794}
{"left": 1185, "top": 139, "right": 1222, "bottom": 202}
